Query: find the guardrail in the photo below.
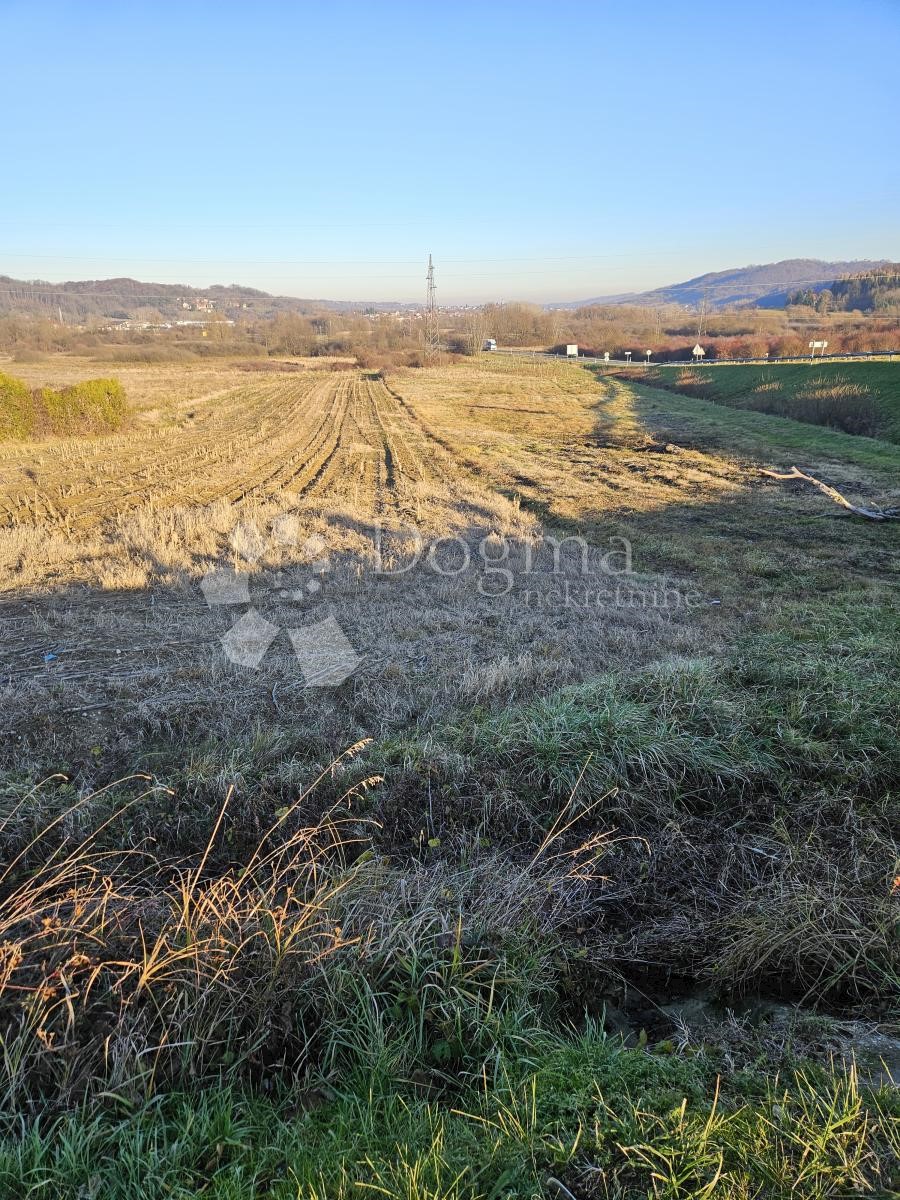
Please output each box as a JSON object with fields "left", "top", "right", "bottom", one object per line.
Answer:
{"left": 488, "top": 348, "right": 899, "bottom": 366}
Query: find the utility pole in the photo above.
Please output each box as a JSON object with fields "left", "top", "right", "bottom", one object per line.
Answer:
{"left": 423, "top": 253, "right": 440, "bottom": 363}
{"left": 697, "top": 287, "right": 709, "bottom": 338}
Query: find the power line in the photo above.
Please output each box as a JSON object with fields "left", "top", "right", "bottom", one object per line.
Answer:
{"left": 0, "top": 272, "right": 881, "bottom": 296}
{"left": 0, "top": 250, "right": 694, "bottom": 265}
{"left": 0, "top": 274, "right": 895, "bottom": 310}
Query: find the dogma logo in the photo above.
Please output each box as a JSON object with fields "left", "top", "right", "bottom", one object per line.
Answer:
{"left": 200, "top": 516, "right": 359, "bottom": 686}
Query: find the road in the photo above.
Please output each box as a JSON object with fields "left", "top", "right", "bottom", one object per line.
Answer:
{"left": 489, "top": 347, "right": 898, "bottom": 367}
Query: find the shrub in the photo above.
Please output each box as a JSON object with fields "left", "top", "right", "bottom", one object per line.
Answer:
{"left": 0, "top": 371, "right": 35, "bottom": 439}
{"left": 95, "top": 346, "right": 198, "bottom": 364}
{"left": 0, "top": 373, "right": 128, "bottom": 440}
{"left": 34, "top": 377, "right": 127, "bottom": 435}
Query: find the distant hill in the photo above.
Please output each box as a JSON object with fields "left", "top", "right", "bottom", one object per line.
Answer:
{"left": 0, "top": 276, "right": 408, "bottom": 322}
{"left": 561, "top": 258, "right": 891, "bottom": 310}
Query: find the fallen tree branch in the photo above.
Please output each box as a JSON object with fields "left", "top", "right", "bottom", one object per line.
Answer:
{"left": 760, "top": 465, "right": 898, "bottom": 521}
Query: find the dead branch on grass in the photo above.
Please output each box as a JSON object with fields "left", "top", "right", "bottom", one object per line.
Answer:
{"left": 760, "top": 465, "right": 899, "bottom": 521}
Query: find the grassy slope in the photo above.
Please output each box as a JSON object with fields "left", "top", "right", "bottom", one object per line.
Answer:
{"left": 613, "top": 373, "right": 900, "bottom": 470}
{"left": 623, "top": 361, "right": 900, "bottom": 442}
{"left": 371, "top": 374, "right": 900, "bottom": 1005}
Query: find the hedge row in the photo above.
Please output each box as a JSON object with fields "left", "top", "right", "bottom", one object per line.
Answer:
{"left": 0, "top": 372, "right": 127, "bottom": 439}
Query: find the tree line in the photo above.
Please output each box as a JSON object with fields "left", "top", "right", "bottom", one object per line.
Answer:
{"left": 1, "top": 299, "right": 897, "bottom": 367}
{"left": 788, "top": 265, "right": 900, "bottom": 315}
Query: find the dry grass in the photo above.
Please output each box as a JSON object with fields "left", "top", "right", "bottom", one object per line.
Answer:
{"left": 0, "top": 354, "right": 897, "bottom": 1015}
{"left": 0, "top": 355, "right": 898, "bottom": 1190}
{"left": 1, "top": 359, "right": 714, "bottom": 770}
{"left": 0, "top": 747, "right": 610, "bottom": 1113}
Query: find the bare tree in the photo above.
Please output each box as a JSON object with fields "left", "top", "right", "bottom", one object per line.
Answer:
{"left": 465, "top": 308, "right": 488, "bottom": 355}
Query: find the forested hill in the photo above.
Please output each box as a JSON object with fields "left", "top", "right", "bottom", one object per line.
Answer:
{"left": 0, "top": 276, "right": 404, "bottom": 321}
{"left": 789, "top": 265, "right": 900, "bottom": 313}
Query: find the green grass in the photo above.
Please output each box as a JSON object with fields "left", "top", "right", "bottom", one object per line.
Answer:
{"left": 0, "top": 609, "right": 893, "bottom": 1137}
{"left": 0, "top": 1027, "right": 896, "bottom": 1199}
{"left": 467, "top": 627, "right": 899, "bottom": 806}
{"left": 590, "top": 371, "right": 900, "bottom": 475}
{"left": 624, "top": 361, "right": 900, "bottom": 443}
{"left": 439, "top": 613, "right": 897, "bottom": 1002}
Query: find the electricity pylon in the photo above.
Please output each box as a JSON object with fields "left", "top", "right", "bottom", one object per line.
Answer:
{"left": 423, "top": 254, "right": 441, "bottom": 362}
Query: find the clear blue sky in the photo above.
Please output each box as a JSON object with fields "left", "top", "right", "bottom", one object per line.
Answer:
{"left": 2, "top": 0, "right": 898, "bottom": 303}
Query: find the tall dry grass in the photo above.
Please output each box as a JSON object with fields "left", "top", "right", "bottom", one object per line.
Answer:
{"left": 0, "top": 742, "right": 612, "bottom": 1117}
{"left": 0, "top": 748, "right": 380, "bottom": 1112}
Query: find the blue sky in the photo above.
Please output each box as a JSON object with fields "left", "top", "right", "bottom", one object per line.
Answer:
{"left": 1, "top": 0, "right": 898, "bottom": 303}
